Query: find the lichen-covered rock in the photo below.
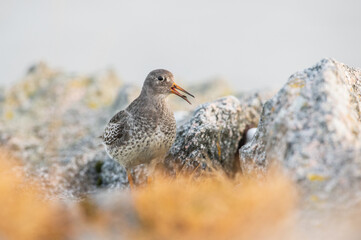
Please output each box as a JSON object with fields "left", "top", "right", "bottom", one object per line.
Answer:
{"left": 65, "top": 152, "right": 129, "bottom": 196}
{"left": 240, "top": 58, "right": 361, "bottom": 195}
{"left": 24, "top": 147, "right": 129, "bottom": 199}
{"left": 110, "top": 84, "right": 140, "bottom": 113}
{"left": 166, "top": 95, "right": 262, "bottom": 175}
{"left": 0, "top": 63, "right": 128, "bottom": 198}
{"left": 0, "top": 63, "right": 123, "bottom": 165}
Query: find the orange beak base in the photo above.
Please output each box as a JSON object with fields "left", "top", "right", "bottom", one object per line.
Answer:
{"left": 170, "top": 83, "right": 195, "bottom": 105}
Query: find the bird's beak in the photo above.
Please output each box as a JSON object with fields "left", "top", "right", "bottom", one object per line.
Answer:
{"left": 170, "top": 83, "right": 195, "bottom": 104}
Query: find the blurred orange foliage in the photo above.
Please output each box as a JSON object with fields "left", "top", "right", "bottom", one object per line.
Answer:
{"left": 0, "top": 149, "right": 298, "bottom": 240}
{"left": 131, "top": 171, "right": 297, "bottom": 240}
{"left": 0, "top": 150, "right": 68, "bottom": 240}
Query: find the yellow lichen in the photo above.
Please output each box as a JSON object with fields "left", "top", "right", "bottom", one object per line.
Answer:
{"left": 310, "top": 195, "right": 320, "bottom": 202}
{"left": 87, "top": 101, "right": 99, "bottom": 109}
{"left": 69, "top": 78, "right": 91, "bottom": 89}
{"left": 4, "top": 110, "right": 14, "bottom": 120}
{"left": 288, "top": 78, "right": 305, "bottom": 88}
{"left": 307, "top": 174, "right": 327, "bottom": 182}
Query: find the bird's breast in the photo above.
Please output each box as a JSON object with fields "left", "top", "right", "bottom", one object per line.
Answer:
{"left": 120, "top": 115, "right": 176, "bottom": 168}
{"left": 104, "top": 107, "right": 177, "bottom": 169}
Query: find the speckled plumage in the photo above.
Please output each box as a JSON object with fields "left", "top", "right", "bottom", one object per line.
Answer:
{"left": 101, "top": 69, "right": 193, "bottom": 170}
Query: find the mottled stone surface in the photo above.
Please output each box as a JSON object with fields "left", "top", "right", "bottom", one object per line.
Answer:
{"left": 110, "top": 83, "right": 140, "bottom": 113}
{"left": 65, "top": 151, "right": 129, "bottom": 197}
{"left": 240, "top": 58, "right": 361, "bottom": 196}
{"left": 0, "top": 63, "right": 129, "bottom": 198}
{"left": 166, "top": 95, "right": 262, "bottom": 175}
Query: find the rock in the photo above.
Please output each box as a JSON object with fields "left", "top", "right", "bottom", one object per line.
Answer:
{"left": 174, "top": 110, "right": 192, "bottom": 125}
{"left": 235, "top": 88, "right": 276, "bottom": 104}
{"left": 1, "top": 63, "right": 122, "bottom": 126}
{"left": 87, "top": 190, "right": 139, "bottom": 229}
{"left": 32, "top": 149, "right": 129, "bottom": 199}
{"left": 66, "top": 152, "right": 129, "bottom": 196}
{"left": 0, "top": 63, "right": 122, "bottom": 157}
{"left": 166, "top": 95, "right": 263, "bottom": 176}
{"left": 0, "top": 63, "right": 127, "bottom": 198}
{"left": 240, "top": 58, "right": 361, "bottom": 196}
{"left": 110, "top": 83, "right": 140, "bottom": 113}
{"left": 245, "top": 128, "right": 257, "bottom": 144}
{"left": 185, "top": 78, "right": 233, "bottom": 101}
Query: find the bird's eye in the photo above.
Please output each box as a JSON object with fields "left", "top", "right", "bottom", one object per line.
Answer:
{"left": 157, "top": 76, "right": 164, "bottom": 81}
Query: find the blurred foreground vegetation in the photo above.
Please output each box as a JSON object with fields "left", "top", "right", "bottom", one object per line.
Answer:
{"left": 0, "top": 149, "right": 298, "bottom": 240}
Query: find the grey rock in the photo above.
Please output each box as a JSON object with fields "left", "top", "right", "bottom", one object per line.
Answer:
{"left": 174, "top": 110, "right": 192, "bottom": 125}
{"left": 245, "top": 127, "right": 257, "bottom": 144}
{"left": 235, "top": 88, "right": 276, "bottom": 104}
{"left": 0, "top": 63, "right": 126, "bottom": 199}
{"left": 166, "top": 95, "right": 262, "bottom": 175}
{"left": 90, "top": 190, "right": 139, "bottom": 225}
{"left": 67, "top": 152, "right": 129, "bottom": 196}
{"left": 240, "top": 58, "right": 361, "bottom": 195}
{"left": 185, "top": 78, "right": 232, "bottom": 101}
{"left": 110, "top": 83, "right": 140, "bottom": 113}
{"left": 68, "top": 190, "right": 139, "bottom": 240}
{"left": 34, "top": 149, "right": 129, "bottom": 200}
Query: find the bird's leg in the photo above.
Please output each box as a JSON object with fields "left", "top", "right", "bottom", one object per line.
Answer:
{"left": 146, "top": 163, "right": 154, "bottom": 185}
{"left": 127, "top": 170, "right": 134, "bottom": 189}
{"left": 146, "top": 158, "right": 161, "bottom": 185}
{"left": 147, "top": 175, "right": 153, "bottom": 185}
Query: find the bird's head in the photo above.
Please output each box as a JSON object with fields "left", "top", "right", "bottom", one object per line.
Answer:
{"left": 142, "top": 69, "right": 194, "bottom": 104}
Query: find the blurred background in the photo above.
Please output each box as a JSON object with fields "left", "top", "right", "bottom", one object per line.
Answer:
{"left": 1, "top": 0, "right": 361, "bottom": 91}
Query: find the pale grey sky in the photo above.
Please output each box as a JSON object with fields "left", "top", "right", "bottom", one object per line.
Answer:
{"left": 0, "top": 0, "right": 360, "bottom": 91}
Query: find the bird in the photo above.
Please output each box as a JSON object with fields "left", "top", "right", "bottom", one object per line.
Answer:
{"left": 101, "top": 69, "right": 194, "bottom": 186}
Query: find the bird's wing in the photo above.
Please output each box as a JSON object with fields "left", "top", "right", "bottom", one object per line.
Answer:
{"left": 102, "top": 110, "right": 131, "bottom": 145}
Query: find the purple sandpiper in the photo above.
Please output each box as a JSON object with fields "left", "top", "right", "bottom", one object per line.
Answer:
{"left": 101, "top": 69, "right": 194, "bottom": 185}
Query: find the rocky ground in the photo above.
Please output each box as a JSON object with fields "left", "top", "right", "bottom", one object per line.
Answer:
{"left": 1, "top": 59, "right": 361, "bottom": 239}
